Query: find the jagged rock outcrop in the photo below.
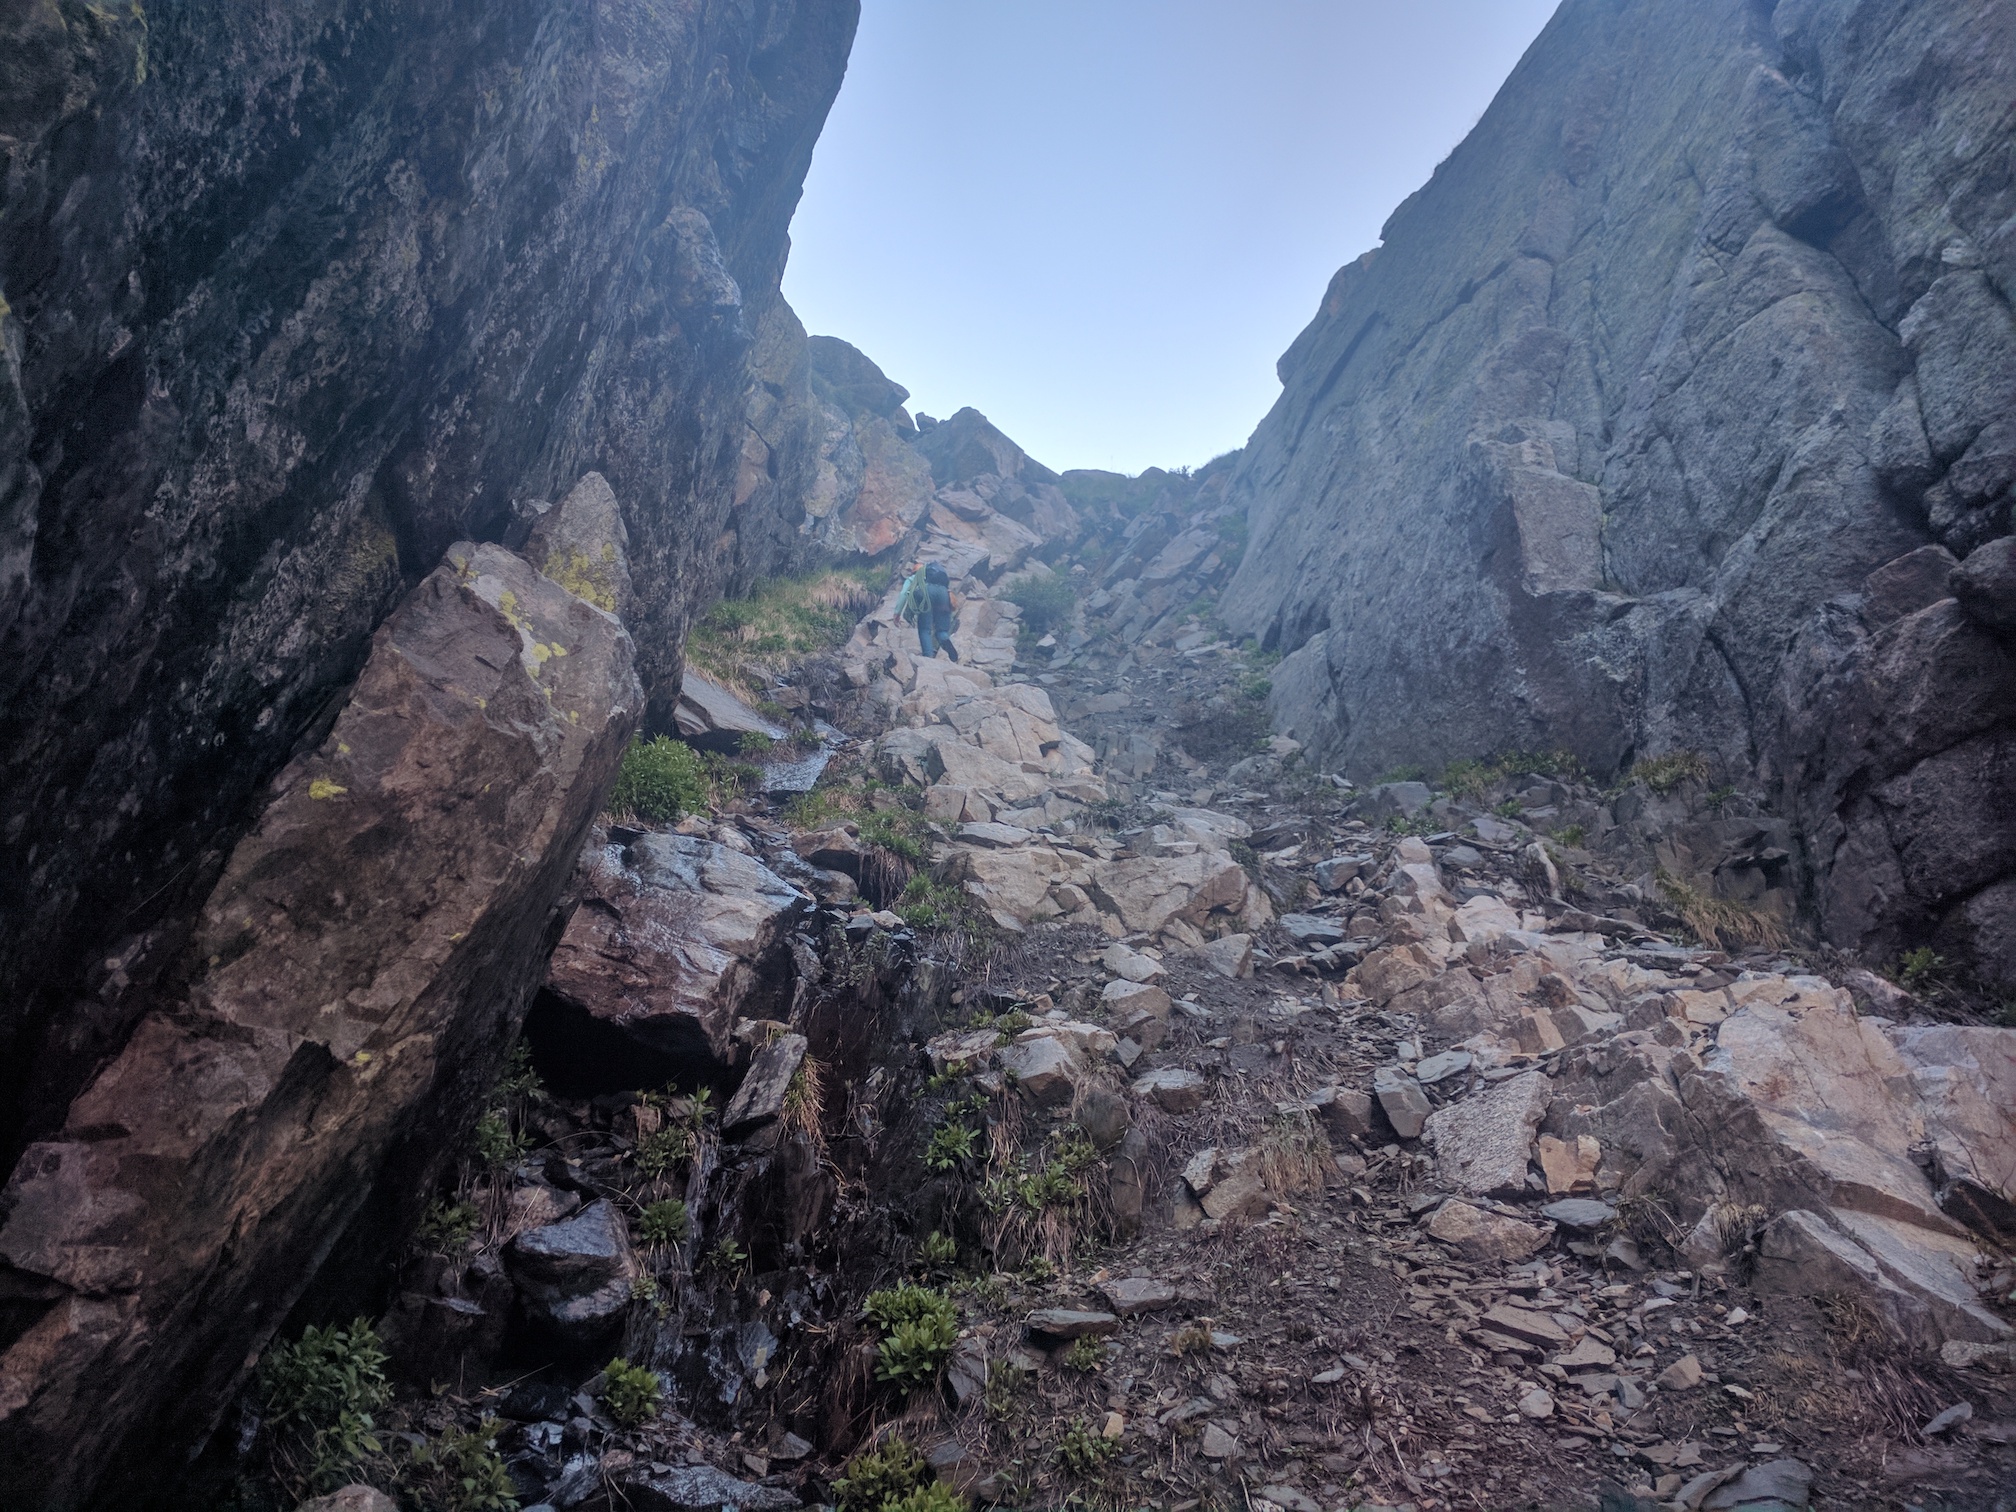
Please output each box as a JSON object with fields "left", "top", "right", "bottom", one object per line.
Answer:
{"left": 0, "top": 534, "right": 641, "bottom": 1507}
{"left": 0, "top": 0, "right": 857, "bottom": 1186}
{"left": 1218, "top": 0, "right": 2016, "bottom": 984}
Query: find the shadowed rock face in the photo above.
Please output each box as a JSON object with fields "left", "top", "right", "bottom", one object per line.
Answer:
{"left": 0, "top": 541, "right": 641, "bottom": 1508}
{"left": 1219, "top": 0, "right": 2016, "bottom": 981}
{"left": 0, "top": 0, "right": 856, "bottom": 1195}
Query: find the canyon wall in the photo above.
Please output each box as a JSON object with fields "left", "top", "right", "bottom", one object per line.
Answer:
{"left": 1220, "top": 0, "right": 2016, "bottom": 984}
{"left": 0, "top": 2, "right": 854, "bottom": 1503}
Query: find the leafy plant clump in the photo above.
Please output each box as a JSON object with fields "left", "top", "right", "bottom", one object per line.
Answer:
{"left": 833, "top": 1437, "right": 927, "bottom": 1512}
{"left": 415, "top": 1199, "right": 480, "bottom": 1254}
{"left": 471, "top": 1110, "right": 527, "bottom": 1169}
{"left": 1005, "top": 572, "right": 1075, "bottom": 636}
{"left": 402, "top": 1418, "right": 519, "bottom": 1512}
{"left": 685, "top": 566, "right": 887, "bottom": 693}
{"left": 1055, "top": 1421, "right": 1114, "bottom": 1478}
{"left": 638, "top": 1198, "right": 689, "bottom": 1246}
{"left": 1063, "top": 1336, "right": 1105, "bottom": 1374}
{"left": 635, "top": 1124, "right": 693, "bottom": 1179}
{"left": 919, "top": 1230, "right": 958, "bottom": 1268}
{"left": 609, "top": 734, "right": 710, "bottom": 822}
{"left": 259, "top": 1318, "right": 393, "bottom": 1495}
{"left": 885, "top": 1486, "right": 967, "bottom": 1512}
{"left": 864, "top": 1285, "right": 959, "bottom": 1388}
{"left": 600, "top": 1357, "right": 662, "bottom": 1427}
{"left": 1897, "top": 946, "right": 1948, "bottom": 995}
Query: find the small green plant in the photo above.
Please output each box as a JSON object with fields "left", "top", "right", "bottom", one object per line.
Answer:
{"left": 496, "top": 1040, "right": 548, "bottom": 1104}
{"left": 635, "top": 1124, "right": 692, "bottom": 1179}
{"left": 609, "top": 734, "right": 710, "bottom": 822}
{"left": 923, "top": 1120, "right": 979, "bottom": 1172}
{"left": 1384, "top": 811, "right": 1435, "bottom": 837}
{"left": 1055, "top": 1422, "right": 1114, "bottom": 1478}
{"left": 864, "top": 1285, "right": 959, "bottom": 1388}
{"left": 982, "top": 1359, "right": 1024, "bottom": 1420}
{"left": 415, "top": 1199, "right": 480, "bottom": 1254}
{"left": 402, "top": 1418, "right": 519, "bottom": 1512}
{"left": 1440, "top": 757, "right": 1492, "bottom": 800}
{"left": 1238, "top": 671, "right": 1272, "bottom": 702}
{"left": 1897, "top": 946, "right": 1948, "bottom": 994}
{"left": 600, "top": 1357, "right": 662, "bottom": 1426}
{"left": 1656, "top": 869, "right": 1788, "bottom": 951}
{"left": 919, "top": 1230, "right": 958, "bottom": 1268}
{"left": 1494, "top": 797, "right": 1523, "bottom": 819}
{"left": 708, "top": 1237, "right": 749, "bottom": 1275}
{"left": 1632, "top": 750, "right": 1711, "bottom": 795}
{"left": 685, "top": 1086, "right": 716, "bottom": 1126}
{"left": 1553, "top": 823, "right": 1587, "bottom": 849}
{"left": 1063, "top": 1336, "right": 1106, "bottom": 1374}
{"left": 1376, "top": 763, "right": 1426, "bottom": 784}
{"left": 639, "top": 1198, "right": 689, "bottom": 1246}
{"left": 1005, "top": 572, "right": 1076, "bottom": 635}
{"left": 833, "top": 1438, "right": 927, "bottom": 1512}
{"left": 472, "top": 1110, "right": 527, "bottom": 1168}
{"left": 885, "top": 1486, "right": 967, "bottom": 1512}
{"left": 739, "top": 730, "right": 776, "bottom": 756}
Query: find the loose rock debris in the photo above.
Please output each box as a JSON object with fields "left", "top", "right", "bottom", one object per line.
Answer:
{"left": 310, "top": 478, "right": 2013, "bottom": 1512}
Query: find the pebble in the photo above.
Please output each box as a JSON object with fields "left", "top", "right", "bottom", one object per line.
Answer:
{"left": 1518, "top": 1388, "right": 1556, "bottom": 1419}
{"left": 1657, "top": 1353, "right": 1703, "bottom": 1390}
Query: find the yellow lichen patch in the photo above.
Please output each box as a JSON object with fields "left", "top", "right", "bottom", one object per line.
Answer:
{"left": 544, "top": 548, "right": 619, "bottom": 612}
{"left": 308, "top": 778, "right": 348, "bottom": 800}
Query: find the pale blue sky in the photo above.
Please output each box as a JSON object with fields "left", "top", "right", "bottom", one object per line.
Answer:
{"left": 782, "top": 0, "right": 1561, "bottom": 474}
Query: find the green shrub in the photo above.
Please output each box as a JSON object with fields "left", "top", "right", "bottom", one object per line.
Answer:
{"left": 402, "top": 1418, "right": 518, "bottom": 1512}
{"left": 1897, "top": 946, "right": 1947, "bottom": 994}
{"left": 919, "top": 1230, "right": 958, "bottom": 1267}
{"left": 864, "top": 1285, "right": 959, "bottom": 1388}
{"left": 609, "top": 734, "right": 710, "bottom": 822}
{"left": 472, "top": 1111, "right": 526, "bottom": 1168}
{"left": 600, "top": 1357, "right": 662, "bottom": 1426}
{"left": 414, "top": 1200, "right": 480, "bottom": 1254}
{"left": 833, "top": 1438, "right": 927, "bottom": 1512}
{"left": 738, "top": 730, "right": 775, "bottom": 756}
{"left": 638, "top": 1198, "right": 689, "bottom": 1246}
{"left": 708, "top": 1237, "right": 748, "bottom": 1273}
{"left": 1005, "top": 573, "right": 1076, "bottom": 636}
{"left": 259, "top": 1318, "right": 392, "bottom": 1494}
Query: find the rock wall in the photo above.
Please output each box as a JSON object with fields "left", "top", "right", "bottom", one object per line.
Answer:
{"left": 0, "top": 0, "right": 855, "bottom": 1190}
{"left": 1218, "top": 0, "right": 2016, "bottom": 984}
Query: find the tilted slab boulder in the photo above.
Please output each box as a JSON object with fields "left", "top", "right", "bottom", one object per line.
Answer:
{"left": 543, "top": 831, "right": 810, "bottom": 1069}
{"left": 0, "top": 542, "right": 639, "bottom": 1504}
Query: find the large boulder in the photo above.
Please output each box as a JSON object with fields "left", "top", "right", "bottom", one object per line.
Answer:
{"left": 1090, "top": 849, "right": 1250, "bottom": 935}
{"left": 505, "top": 1200, "right": 640, "bottom": 1353}
{"left": 541, "top": 831, "right": 810, "bottom": 1077}
{"left": 0, "top": 541, "right": 639, "bottom": 1501}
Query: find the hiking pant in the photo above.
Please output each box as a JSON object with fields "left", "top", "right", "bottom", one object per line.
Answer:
{"left": 918, "top": 610, "right": 959, "bottom": 662}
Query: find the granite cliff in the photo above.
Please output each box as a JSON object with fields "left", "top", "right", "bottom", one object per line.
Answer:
{"left": 1219, "top": 0, "right": 2016, "bottom": 989}
{"left": 0, "top": 2, "right": 854, "bottom": 1504}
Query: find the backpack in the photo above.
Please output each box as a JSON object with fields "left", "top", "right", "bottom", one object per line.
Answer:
{"left": 897, "top": 571, "right": 926, "bottom": 622}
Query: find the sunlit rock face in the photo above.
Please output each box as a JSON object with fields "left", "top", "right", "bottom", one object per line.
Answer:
{"left": 0, "top": 0, "right": 854, "bottom": 1217}
{"left": 1222, "top": 0, "right": 2016, "bottom": 982}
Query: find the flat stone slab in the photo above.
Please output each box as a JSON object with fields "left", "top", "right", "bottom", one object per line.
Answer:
{"left": 1479, "top": 1304, "right": 1570, "bottom": 1347}
{"left": 1098, "top": 1277, "right": 1178, "bottom": 1315}
{"left": 1540, "top": 1197, "right": 1618, "bottom": 1231}
{"left": 1025, "top": 1308, "right": 1120, "bottom": 1338}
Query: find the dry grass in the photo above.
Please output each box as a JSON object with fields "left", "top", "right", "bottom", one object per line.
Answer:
{"left": 1657, "top": 869, "right": 1789, "bottom": 951}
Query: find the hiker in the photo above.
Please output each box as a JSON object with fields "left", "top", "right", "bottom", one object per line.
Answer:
{"left": 895, "top": 559, "right": 929, "bottom": 647}
{"left": 921, "top": 560, "right": 960, "bottom": 662}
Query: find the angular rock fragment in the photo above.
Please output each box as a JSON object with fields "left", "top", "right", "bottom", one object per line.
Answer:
{"left": 1001, "top": 1037, "right": 1079, "bottom": 1107}
{"left": 722, "top": 1033, "right": 809, "bottom": 1135}
{"left": 1425, "top": 1070, "right": 1551, "bottom": 1196}
{"left": 1372, "top": 1067, "right": 1432, "bottom": 1140}
{"left": 1099, "top": 1277, "right": 1178, "bottom": 1315}
{"left": 1133, "top": 1067, "right": 1208, "bottom": 1113}
{"left": 1425, "top": 1201, "right": 1552, "bottom": 1263}
{"left": 1025, "top": 1308, "right": 1120, "bottom": 1339}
